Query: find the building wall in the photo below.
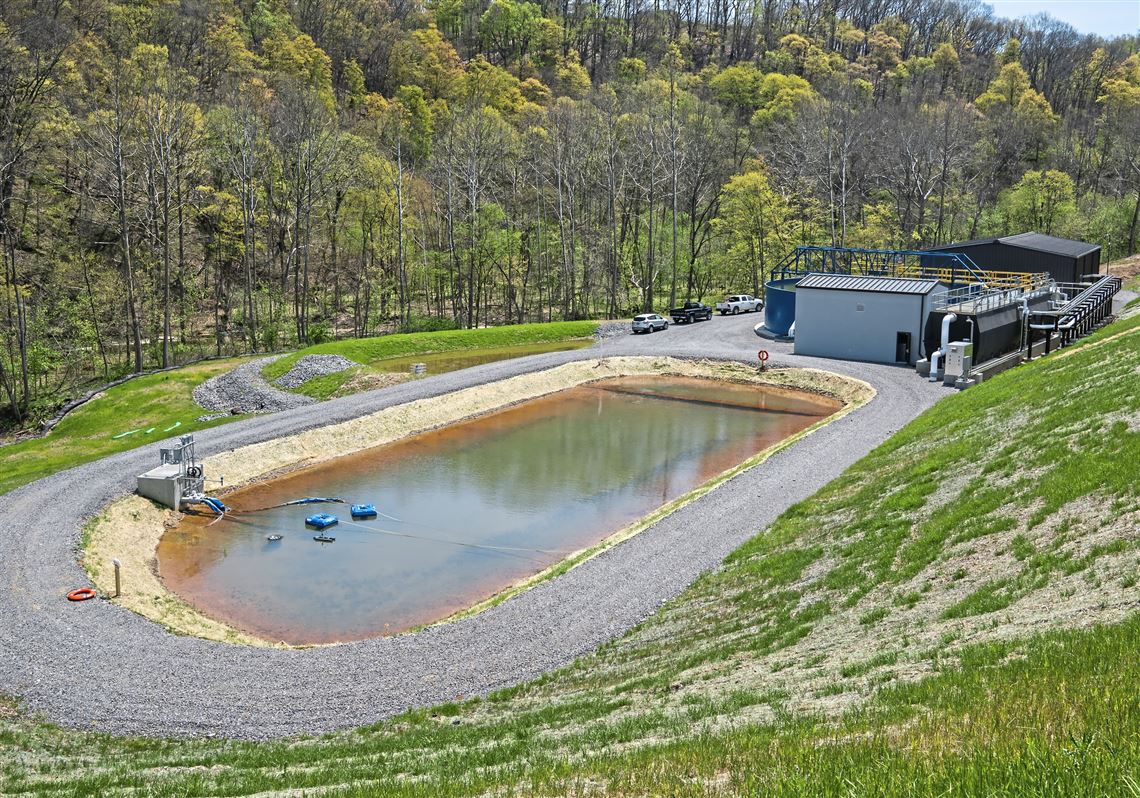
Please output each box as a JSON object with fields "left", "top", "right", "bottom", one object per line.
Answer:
{"left": 794, "top": 288, "right": 928, "bottom": 364}
{"left": 933, "top": 242, "right": 1094, "bottom": 283}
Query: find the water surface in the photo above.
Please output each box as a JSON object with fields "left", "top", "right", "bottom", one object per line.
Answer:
{"left": 159, "top": 376, "right": 840, "bottom": 644}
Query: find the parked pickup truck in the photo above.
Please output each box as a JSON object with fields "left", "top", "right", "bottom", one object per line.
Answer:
{"left": 669, "top": 301, "right": 713, "bottom": 324}
{"left": 716, "top": 294, "right": 764, "bottom": 315}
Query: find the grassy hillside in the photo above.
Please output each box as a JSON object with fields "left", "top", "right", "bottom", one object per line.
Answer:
{"left": 1, "top": 315, "right": 1137, "bottom": 796}
{"left": 0, "top": 358, "right": 251, "bottom": 497}
{"left": 262, "top": 321, "right": 600, "bottom": 399}
{"left": 0, "top": 323, "right": 600, "bottom": 496}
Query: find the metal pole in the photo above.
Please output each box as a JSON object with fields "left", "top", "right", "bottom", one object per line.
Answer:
{"left": 112, "top": 558, "right": 121, "bottom": 598}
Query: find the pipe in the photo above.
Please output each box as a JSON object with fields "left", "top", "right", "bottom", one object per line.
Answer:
{"left": 940, "top": 312, "right": 957, "bottom": 351}
{"left": 929, "top": 350, "right": 943, "bottom": 381}
{"left": 788, "top": 321, "right": 796, "bottom": 338}
{"left": 928, "top": 312, "right": 956, "bottom": 381}
{"left": 1018, "top": 298, "right": 1030, "bottom": 352}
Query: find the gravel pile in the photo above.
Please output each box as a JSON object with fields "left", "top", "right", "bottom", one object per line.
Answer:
{"left": 273, "top": 355, "right": 359, "bottom": 389}
{"left": 0, "top": 316, "right": 946, "bottom": 739}
{"left": 594, "top": 321, "right": 629, "bottom": 340}
{"left": 192, "top": 356, "right": 315, "bottom": 415}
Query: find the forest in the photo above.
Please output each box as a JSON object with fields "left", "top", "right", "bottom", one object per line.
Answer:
{"left": 1, "top": 0, "right": 1138, "bottom": 425}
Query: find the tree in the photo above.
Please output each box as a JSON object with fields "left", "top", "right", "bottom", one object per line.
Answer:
{"left": 479, "top": 0, "right": 546, "bottom": 75}
{"left": 714, "top": 164, "right": 790, "bottom": 296}
{"left": 1098, "top": 55, "right": 1140, "bottom": 251}
{"left": 1002, "top": 169, "right": 1076, "bottom": 234}
{"left": 0, "top": 11, "right": 73, "bottom": 419}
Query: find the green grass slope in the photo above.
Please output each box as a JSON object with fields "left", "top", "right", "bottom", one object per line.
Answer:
{"left": 263, "top": 321, "right": 600, "bottom": 400}
{"left": 1, "top": 317, "right": 1137, "bottom": 796}
{"left": 262, "top": 321, "right": 601, "bottom": 382}
{"left": 0, "top": 358, "right": 251, "bottom": 497}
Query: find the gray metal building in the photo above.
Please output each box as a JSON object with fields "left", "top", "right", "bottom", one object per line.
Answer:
{"left": 793, "top": 273, "right": 944, "bottom": 365}
{"left": 923, "top": 232, "right": 1100, "bottom": 283}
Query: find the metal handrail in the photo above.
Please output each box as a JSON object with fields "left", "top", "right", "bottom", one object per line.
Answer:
{"left": 773, "top": 245, "right": 1048, "bottom": 291}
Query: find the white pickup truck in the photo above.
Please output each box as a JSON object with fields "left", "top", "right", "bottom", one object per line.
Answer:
{"left": 716, "top": 294, "right": 764, "bottom": 315}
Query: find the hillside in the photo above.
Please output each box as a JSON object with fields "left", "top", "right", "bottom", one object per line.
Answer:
{"left": 1, "top": 313, "right": 1136, "bottom": 794}
{"left": 3, "top": 0, "right": 1140, "bottom": 429}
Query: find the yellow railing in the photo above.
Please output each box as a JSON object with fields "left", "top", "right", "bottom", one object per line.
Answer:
{"left": 898, "top": 265, "right": 1049, "bottom": 290}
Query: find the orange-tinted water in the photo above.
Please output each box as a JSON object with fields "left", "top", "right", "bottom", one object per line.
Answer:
{"left": 158, "top": 376, "right": 839, "bottom": 644}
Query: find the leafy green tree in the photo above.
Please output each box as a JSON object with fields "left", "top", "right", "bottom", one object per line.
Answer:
{"left": 1002, "top": 169, "right": 1076, "bottom": 234}
{"left": 1097, "top": 54, "right": 1140, "bottom": 250}
{"left": 714, "top": 163, "right": 791, "bottom": 296}
{"left": 932, "top": 42, "right": 960, "bottom": 94}
{"left": 478, "top": 0, "right": 544, "bottom": 75}
{"left": 387, "top": 26, "right": 464, "bottom": 101}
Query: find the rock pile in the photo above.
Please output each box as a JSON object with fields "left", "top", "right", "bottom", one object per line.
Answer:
{"left": 273, "top": 355, "right": 359, "bottom": 389}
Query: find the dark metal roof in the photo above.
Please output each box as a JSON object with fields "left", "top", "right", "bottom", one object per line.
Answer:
{"left": 926, "top": 237, "right": 999, "bottom": 250}
{"left": 796, "top": 273, "right": 941, "bottom": 295}
{"left": 923, "top": 232, "right": 1100, "bottom": 259}
{"left": 998, "top": 232, "right": 1100, "bottom": 258}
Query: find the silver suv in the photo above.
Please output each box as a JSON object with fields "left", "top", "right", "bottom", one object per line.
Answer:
{"left": 631, "top": 313, "right": 669, "bottom": 334}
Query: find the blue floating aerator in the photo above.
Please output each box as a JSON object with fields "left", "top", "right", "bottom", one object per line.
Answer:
{"left": 305, "top": 513, "right": 339, "bottom": 530}
{"left": 351, "top": 503, "right": 377, "bottom": 519}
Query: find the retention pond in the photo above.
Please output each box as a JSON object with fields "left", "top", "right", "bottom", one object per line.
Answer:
{"left": 159, "top": 376, "right": 840, "bottom": 644}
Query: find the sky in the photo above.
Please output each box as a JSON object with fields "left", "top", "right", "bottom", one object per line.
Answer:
{"left": 987, "top": 1, "right": 1140, "bottom": 38}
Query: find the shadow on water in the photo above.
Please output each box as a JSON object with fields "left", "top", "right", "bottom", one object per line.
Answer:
{"left": 158, "top": 376, "right": 840, "bottom": 644}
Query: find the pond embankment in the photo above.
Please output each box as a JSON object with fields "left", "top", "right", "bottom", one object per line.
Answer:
{"left": 86, "top": 356, "right": 872, "bottom": 646}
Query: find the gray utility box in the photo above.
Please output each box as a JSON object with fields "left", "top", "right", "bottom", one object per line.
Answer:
{"left": 943, "top": 340, "right": 974, "bottom": 385}
{"left": 137, "top": 464, "right": 188, "bottom": 508}
{"left": 136, "top": 434, "right": 204, "bottom": 509}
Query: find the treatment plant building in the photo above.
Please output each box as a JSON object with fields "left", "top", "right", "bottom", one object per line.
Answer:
{"left": 923, "top": 232, "right": 1101, "bottom": 284}
{"left": 792, "top": 273, "right": 944, "bottom": 365}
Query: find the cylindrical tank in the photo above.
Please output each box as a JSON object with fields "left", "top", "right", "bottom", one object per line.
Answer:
{"left": 763, "top": 277, "right": 800, "bottom": 336}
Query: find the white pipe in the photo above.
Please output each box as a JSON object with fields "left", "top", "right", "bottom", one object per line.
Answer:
{"left": 940, "top": 312, "right": 957, "bottom": 351}
{"left": 1019, "top": 298, "right": 1030, "bottom": 352}
{"left": 788, "top": 321, "right": 796, "bottom": 338}
{"left": 929, "top": 350, "right": 943, "bottom": 381}
{"left": 929, "top": 312, "right": 957, "bottom": 381}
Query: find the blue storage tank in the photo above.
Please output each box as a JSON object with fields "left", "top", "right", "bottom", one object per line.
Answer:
{"left": 763, "top": 278, "right": 801, "bottom": 336}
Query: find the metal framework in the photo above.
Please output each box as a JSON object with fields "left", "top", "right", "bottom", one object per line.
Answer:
{"left": 161, "top": 434, "right": 205, "bottom": 504}
{"left": 1026, "top": 275, "right": 1121, "bottom": 354}
{"left": 774, "top": 245, "right": 1046, "bottom": 291}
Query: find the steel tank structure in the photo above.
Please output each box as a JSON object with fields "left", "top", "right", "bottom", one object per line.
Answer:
{"left": 762, "top": 277, "right": 800, "bottom": 336}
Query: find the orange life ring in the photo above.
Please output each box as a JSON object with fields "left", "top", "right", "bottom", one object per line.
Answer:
{"left": 67, "top": 587, "right": 96, "bottom": 602}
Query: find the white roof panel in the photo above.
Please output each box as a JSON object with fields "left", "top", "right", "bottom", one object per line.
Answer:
{"left": 796, "top": 273, "right": 940, "bottom": 295}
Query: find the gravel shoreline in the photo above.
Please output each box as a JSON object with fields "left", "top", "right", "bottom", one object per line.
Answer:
{"left": 0, "top": 316, "right": 946, "bottom": 739}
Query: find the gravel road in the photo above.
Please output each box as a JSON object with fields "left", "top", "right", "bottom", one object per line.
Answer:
{"left": 0, "top": 314, "right": 946, "bottom": 739}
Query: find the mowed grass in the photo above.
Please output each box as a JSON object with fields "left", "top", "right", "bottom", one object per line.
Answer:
{"left": 0, "top": 358, "right": 251, "bottom": 496}
{"left": 261, "top": 321, "right": 601, "bottom": 386}
{"left": 0, "top": 322, "right": 601, "bottom": 494}
{"left": 1, "top": 315, "right": 1138, "bottom": 795}
{"left": 2, "top": 602, "right": 1138, "bottom": 796}
{"left": 283, "top": 338, "right": 596, "bottom": 401}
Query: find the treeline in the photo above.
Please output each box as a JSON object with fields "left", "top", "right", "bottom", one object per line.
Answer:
{"left": 1, "top": 0, "right": 1139, "bottom": 424}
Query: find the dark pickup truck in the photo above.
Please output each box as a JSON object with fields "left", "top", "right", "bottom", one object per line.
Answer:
{"left": 669, "top": 301, "right": 713, "bottom": 324}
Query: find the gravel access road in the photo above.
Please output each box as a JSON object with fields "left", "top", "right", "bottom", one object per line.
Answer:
{"left": 0, "top": 314, "right": 946, "bottom": 739}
